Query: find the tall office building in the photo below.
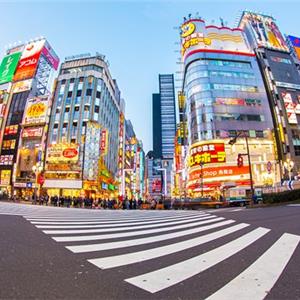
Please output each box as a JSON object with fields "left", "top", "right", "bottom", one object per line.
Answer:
{"left": 152, "top": 74, "right": 176, "bottom": 197}
{"left": 0, "top": 39, "right": 59, "bottom": 197}
{"left": 44, "top": 53, "right": 122, "bottom": 198}
{"left": 180, "top": 17, "right": 278, "bottom": 196}
{"left": 239, "top": 11, "right": 300, "bottom": 175}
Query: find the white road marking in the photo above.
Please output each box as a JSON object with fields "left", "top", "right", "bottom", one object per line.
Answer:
{"left": 32, "top": 214, "right": 210, "bottom": 228}
{"left": 125, "top": 227, "right": 270, "bottom": 293}
{"left": 88, "top": 223, "right": 249, "bottom": 269}
{"left": 53, "top": 217, "right": 225, "bottom": 242}
{"left": 206, "top": 233, "right": 300, "bottom": 300}
{"left": 42, "top": 215, "right": 216, "bottom": 234}
{"left": 287, "top": 204, "right": 300, "bottom": 207}
{"left": 65, "top": 219, "right": 235, "bottom": 253}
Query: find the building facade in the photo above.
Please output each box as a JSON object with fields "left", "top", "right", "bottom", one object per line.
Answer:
{"left": 0, "top": 39, "right": 59, "bottom": 198}
{"left": 44, "top": 53, "right": 122, "bottom": 198}
{"left": 239, "top": 11, "right": 300, "bottom": 177}
{"left": 180, "top": 17, "right": 279, "bottom": 197}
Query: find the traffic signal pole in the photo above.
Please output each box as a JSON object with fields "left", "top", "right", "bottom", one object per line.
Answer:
{"left": 245, "top": 135, "right": 254, "bottom": 207}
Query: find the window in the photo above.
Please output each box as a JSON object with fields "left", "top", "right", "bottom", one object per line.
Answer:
{"left": 94, "top": 106, "right": 99, "bottom": 113}
{"left": 67, "top": 91, "right": 72, "bottom": 98}
{"left": 86, "top": 89, "right": 92, "bottom": 96}
{"left": 65, "top": 107, "right": 70, "bottom": 112}
{"left": 63, "top": 123, "right": 68, "bottom": 128}
{"left": 76, "top": 90, "right": 82, "bottom": 97}
{"left": 70, "top": 78, "right": 75, "bottom": 83}
{"left": 96, "top": 91, "right": 101, "bottom": 99}
{"left": 79, "top": 77, "right": 84, "bottom": 82}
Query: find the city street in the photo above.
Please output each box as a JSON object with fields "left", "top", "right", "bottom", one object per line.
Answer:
{"left": 0, "top": 202, "right": 299, "bottom": 299}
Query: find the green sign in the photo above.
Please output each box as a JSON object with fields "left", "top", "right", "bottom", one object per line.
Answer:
{"left": 0, "top": 52, "right": 22, "bottom": 85}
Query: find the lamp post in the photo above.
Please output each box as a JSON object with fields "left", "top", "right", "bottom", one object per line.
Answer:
{"left": 283, "top": 159, "right": 294, "bottom": 181}
{"left": 229, "top": 132, "right": 254, "bottom": 206}
{"left": 32, "top": 161, "right": 43, "bottom": 203}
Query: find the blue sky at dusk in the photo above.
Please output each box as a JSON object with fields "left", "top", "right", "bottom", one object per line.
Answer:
{"left": 1, "top": 0, "right": 300, "bottom": 152}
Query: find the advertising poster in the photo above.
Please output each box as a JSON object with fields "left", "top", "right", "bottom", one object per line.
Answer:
{"left": 189, "top": 141, "right": 226, "bottom": 167}
{"left": 12, "top": 79, "right": 33, "bottom": 93}
{"left": 240, "top": 12, "right": 289, "bottom": 52}
{"left": 0, "top": 52, "right": 22, "bottom": 85}
{"left": 13, "top": 40, "right": 45, "bottom": 81}
{"left": 41, "top": 40, "right": 59, "bottom": 70}
{"left": 282, "top": 92, "right": 298, "bottom": 124}
{"left": 100, "top": 129, "right": 109, "bottom": 155}
{"left": 0, "top": 170, "right": 11, "bottom": 185}
{"left": 181, "top": 19, "right": 251, "bottom": 60}
{"left": 288, "top": 35, "right": 300, "bottom": 60}
{"left": 46, "top": 143, "right": 79, "bottom": 163}
{"left": 22, "top": 127, "right": 43, "bottom": 138}
{"left": 23, "top": 97, "right": 48, "bottom": 125}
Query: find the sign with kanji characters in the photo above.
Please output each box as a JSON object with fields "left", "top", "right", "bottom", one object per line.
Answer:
{"left": 189, "top": 142, "right": 226, "bottom": 167}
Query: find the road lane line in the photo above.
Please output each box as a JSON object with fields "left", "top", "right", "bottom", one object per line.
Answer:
{"left": 65, "top": 219, "right": 234, "bottom": 253}
{"left": 88, "top": 223, "right": 249, "bottom": 269}
{"left": 125, "top": 227, "right": 270, "bottom": 293}
{"left": 42, "top": 215, "right": 216, "bottom": 234}
{"left": 53, "top": 217, "right": 225, "bottom": 242}
{"left": 206, "top": 233, "right": 300, "bottom": 300}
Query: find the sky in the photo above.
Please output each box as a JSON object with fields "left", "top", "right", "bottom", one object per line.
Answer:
{"left": 1, "top": 0, "right": 300, "bottom": 153}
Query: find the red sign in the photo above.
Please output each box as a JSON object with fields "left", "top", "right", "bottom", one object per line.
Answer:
{"left": 22, "top": 127, "right": 43, "bottom": 138}
{"left": 37, "top": 173, "right": 45, "bottom": 185}
{"left": 63, "top": 148, "right": 78, "bottom": 159}
{"left": 4, "top": 125, "right": 18, "bottom": 136}
{"left": 189, "top": 142, "right": 226, "bottom": 166}
{"left": 13, "top": 52, "right": 41, "bottom": 81}
{"left": 152, "top": 179, "right": 162, "bottom": 192}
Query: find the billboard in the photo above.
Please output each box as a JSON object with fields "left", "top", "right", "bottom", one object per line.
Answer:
{"left": 0, "top": 52, "right": 22, "bottom": 85}
{"left": 42, "top": 40, "right": 59, "bottom": 70}
{"left": 23, "top": 97, "right": 48, "bottom": 125}
{"left": 189, "top": 141, "right": 226, "bottom": 167}
{"left": 180, "top": 19, "right": 252, "bottom": 60}
{"left": 282, "top": 92, "right": 299, "bottom": 124}
{"left": 12, "top": 79, "right": 33, "bottom": 93}
{"left": 22, "top": 127, "right": 43, "bottom": 138}
{"left": 13, "top": 40, "right": 45, "bottom": 81}
{"left": 0, "top": 170, "right": 11, "bottom": 185}
{"left": 46, "top": 143, "right": 79, "bottom": 163}
{"left": 287, "top": 35, "right": 300, "bottom": 60}
{"left": 239, "top": 12, "right": 289, "bottom": 52}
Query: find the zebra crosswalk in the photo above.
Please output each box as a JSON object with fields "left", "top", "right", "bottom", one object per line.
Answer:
{"left": 1, "top": 201, "right": 299, "bottom": 299}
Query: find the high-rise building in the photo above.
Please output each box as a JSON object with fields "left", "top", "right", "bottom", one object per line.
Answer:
{"left": 152, "top": 74, "right": 176, "bottom": 198}
{"left": 180, "top": 17, "right": 279, "bottom": 197}
{"left": 239, "top": 11, "right": 300, "bottom": 176}
{"left": 44, "top": 53, "right": 122, "bottom": 198}
{"left": 0, "top": 39, "right": 59, "bottom": 198}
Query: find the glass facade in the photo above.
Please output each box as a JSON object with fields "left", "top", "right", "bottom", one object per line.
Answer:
{"left": 184, "top": 54, "right": 273, "bottom": 144}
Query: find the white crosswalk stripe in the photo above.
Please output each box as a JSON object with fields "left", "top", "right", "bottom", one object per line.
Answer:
{"left": 1, "top": 201, "right": 299, "bottom": 298}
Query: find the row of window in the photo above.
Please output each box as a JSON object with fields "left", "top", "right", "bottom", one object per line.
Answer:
{"left": 212, "top": 113, "right": 265, "bottom": 122}
{"left": 61, "top": 65, "right": 103, "bottom": 75}
{"left": 188, "top": 59, "right": 252, "bottom": 71}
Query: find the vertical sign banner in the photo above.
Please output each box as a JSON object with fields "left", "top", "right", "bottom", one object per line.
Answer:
{"left": 100, "top": 129, "right": 109, "bottom": 156}
{"left": 14, "top": 40, "right": 45, "bottom": 81}
{"left": 288, "top": 35, "right": 300, "bottom": 60}
{"left": 0, "top": 52, "right": 22, "bottom": 85}
{"left": 41, "top": 40, "right": 60, "bottom": 70}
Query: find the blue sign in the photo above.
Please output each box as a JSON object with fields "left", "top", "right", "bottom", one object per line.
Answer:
{"left": 26, "top": 182, "right": 32, "bottom": 188}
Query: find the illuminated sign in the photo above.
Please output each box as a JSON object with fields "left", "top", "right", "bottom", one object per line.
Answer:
{"left": 282, "top": 92, "right": 298, "bottom": 124}
{"left": 0, "top": 155, "right": 14, "bottom": 165}
{"left": 239, "top": 12, "right": 289, "bottom": 52}
{"left": 189, "top": 141, "right": 226, "bottom": 167}
{"left": 23, "top": 97, "right": 48, "bottom": 125}
{"left": 181, "top": 19, "right": 251, "bottom": 60}
{"left": 22, "top": 127, "right": 43, "bottom": 138}
{"left": 0, "top": 52, "right": 22, "bottom": 85}
{"left": 14, "top": 40, "right": 45, "bottom": 81}
{"left": 0, "top": 103, "right": 6, "bottom": 118}
{"left": 13, "top": 79, "right": 33, "bottom": 93}
{"left": 0, "top": 170, "right": 11, "bottom": 185}
{"left": 46, "top": 143, "right": 79, "bottom": 163}
{"left": 181, "top": 22, "right": 196, "bottom": 37}
{"left": 100, "top": 129, "right": 108, "bottom": 155}
{"left": 4, "top": 125, "right": 18, "bottom": 136}
{"left": 288, "top": 35, "right": 300, "bottom": 60}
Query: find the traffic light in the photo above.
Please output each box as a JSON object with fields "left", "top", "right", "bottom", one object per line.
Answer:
{"left": 237, "top": 154, "right": 243, "bottom": 167}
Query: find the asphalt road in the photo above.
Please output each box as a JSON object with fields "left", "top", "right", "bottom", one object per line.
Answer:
{"left": 0, "top": 202, "right": 299, "bottom": 300}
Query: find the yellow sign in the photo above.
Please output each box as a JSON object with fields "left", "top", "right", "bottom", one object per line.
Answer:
{"left": 181, "top": 22, "right": 196, "bottom": 38}
{"left": 46, "top": 143, "right": 79, "bottom": 164}
{"left": 24, "top": 97, "right": 48, "bottom": 125}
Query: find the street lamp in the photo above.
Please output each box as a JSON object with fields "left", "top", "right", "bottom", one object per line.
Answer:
{"left": 229, "top": 131, "right": 254, "bottom": 206}
{"left": 283, "top": 159, "right": 294, "bottom": 181}
{"left": 32, "top": 161, "right": 43, "bottom": 203}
